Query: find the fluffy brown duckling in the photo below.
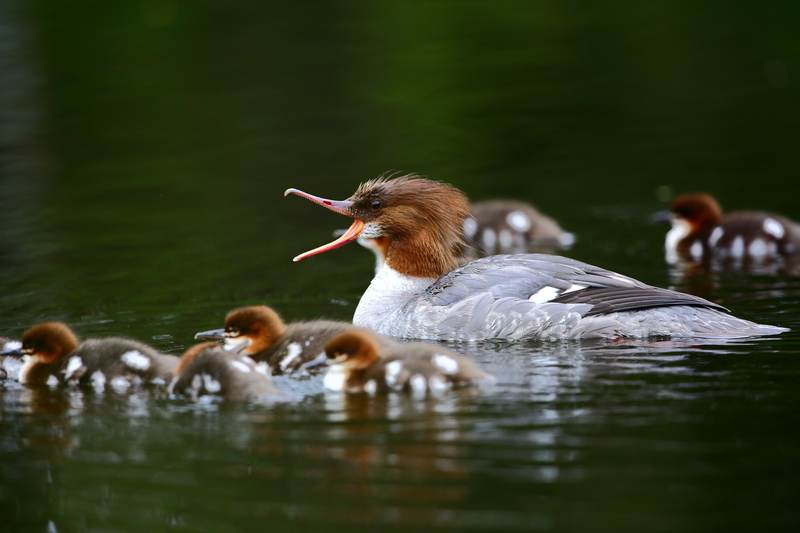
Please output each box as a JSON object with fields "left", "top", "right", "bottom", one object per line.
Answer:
{"left": 194, "top": 305, "right": 354, "bottom": 375}
{"left": 169, "top": 342, "right": 279, "bottom": 402}
{"left": 11, "top": 322, "right": 178, "bottom": 389}
{"left": 663, "top": 193, "right": 800, "bottom": 263}
{"left": 319, "top": 329, "right": 491, "bottom": 395}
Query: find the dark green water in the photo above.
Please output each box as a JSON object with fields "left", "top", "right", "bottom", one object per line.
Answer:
{"left": 2, "top": 1, "right": 800, "bottom": 531}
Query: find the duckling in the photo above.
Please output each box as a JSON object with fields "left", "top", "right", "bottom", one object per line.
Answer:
{"left": 663, "top": 193, "right": 800, "bottom": 264}
{"left": 170, "top": 342, "right": 279, "bottom": 402}
{"left": 467, "top": 199, "right": 575, "bottom": 254}
{"left": 15, "top": 322, "right": 178, "bottom": 389}
{"left": 194, "top": 305, "right": 354, "bottom": 375}
{"left": 320, "top": 329, "right": 491, "bottom": 395}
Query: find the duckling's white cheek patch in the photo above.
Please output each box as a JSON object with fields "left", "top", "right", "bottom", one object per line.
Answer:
{"left": 433, "top": 354, "right": 459, "bottom": 375}
{"left": 121, "top": 350, "right": 150, "bottom": 371}
{"left": 763, "top": 218, "right": 785, "bottom": 239}
{"left": 280, "top": 342, "right": 303, "bottom": 372}
{"left": 506, "top": 211, "right": 532, "bottom": 232}
{"left": 384, "top": 360, "right": 403, "bottom": 389}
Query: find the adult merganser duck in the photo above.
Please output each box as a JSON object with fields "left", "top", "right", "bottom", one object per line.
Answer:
{"left": 10, "top": 322, "right": 178, "bottom": 388}
{"left": 466, "top": 199, "right": 575, "bottom": 255}
{"left": 662, "top": 193, "right": 800, "bottom": 264}
{"left": 193, "top": 305, "right": 353, "bottom": 374}
{"left": 169, "top": 342, "right": 279, "bottom": 402}
{"left": 318, "top": 329, "right": 490, "bottom": 394}
{"left": 285, "top": 175, "right": 787, "bottom": 341}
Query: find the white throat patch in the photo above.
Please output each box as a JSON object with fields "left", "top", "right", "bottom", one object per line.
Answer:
{"left": 665, "top": 218, "right": 692, "bottom": 264}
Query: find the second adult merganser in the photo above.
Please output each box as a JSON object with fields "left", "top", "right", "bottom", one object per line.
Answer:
{"left": 193, "top": 305, "right": 353, "bottom": 374}
{"left": 10, "top": 322, "right": 179, "bottom": 388}
{"left": 169, "top": 342, "right": 279, "bottom": 402}
{"left": 662, "top": 193, "right": 800, "bottom": 264}
{"left": 318, "top": 329, "right": 490, "bottom": 394}
{"left": 467, "top": 199, "right": 575, "bottom": 254}
{"left": 286, "top": 175, "right": 788, "bottom": 341}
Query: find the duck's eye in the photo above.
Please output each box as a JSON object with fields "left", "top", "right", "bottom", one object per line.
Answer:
{"left": 225, "top": 328, "right": 240, "bottom": 337}
{"left": 370, "top": 199, "right": 382, "bottom": 209}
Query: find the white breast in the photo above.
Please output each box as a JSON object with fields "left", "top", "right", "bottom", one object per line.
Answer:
{"left": 353, "top": 265, "right": 434, "bottom": 332}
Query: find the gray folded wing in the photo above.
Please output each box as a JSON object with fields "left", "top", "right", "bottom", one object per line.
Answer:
{"left": 422, "top": 253, "right": 727, "bottom": 316}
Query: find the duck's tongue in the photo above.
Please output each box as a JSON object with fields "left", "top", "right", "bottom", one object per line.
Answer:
{"left": 284, "top": 188, "right": 364, "bottom": 262}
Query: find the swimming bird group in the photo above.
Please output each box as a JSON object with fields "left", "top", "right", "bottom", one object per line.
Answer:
{"left": 2, "top": 174, "right": 793, "bottom": 403}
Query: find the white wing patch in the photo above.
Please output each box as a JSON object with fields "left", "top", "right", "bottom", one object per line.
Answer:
{"left": 64, "top": 356, "right": 83, "bottom": 381}
{"left": 708, "top": 226, "right": 724, "bottom": 247}
{"left": 433, "top": 354, "right": 459, "bottom": 375}
{"left": 202, "top": 374, "right": 221, "bottom": 393}
{"left": 279, "top": 342, "right": 303, "bottom": 372}
{"left": 364, "top": 379, "right": 377, "bottom": 395}
{"left": 763, "top": 218, "right": 785, "bottom": 239}
{"left": 506, "top": 211, "right": 531, "bottom": 232}
{"left": 530, "top": 286, "right": 560, "bottom": 304}
{"left": 564, "top": 283, "right": 586, "bottom": 294}
{"left": 110, "top": 376, "right": 130, "bottom": 393}
{"left": 90, "top": 370, "right": 106, "bottom": 391}
{"left": 731, "top": 236, "right": 745, "bottom": 258}
{"left": 230, "top": 360, "right": 251, "bottom": 373}
{"left": 482, "top": 228, "right": 497, "bottom": 251}
{"left": 749, "top": 238, "right": 768, "bottom": 257}
{"left": 121, "top": 350, "right": 150, "bottom": 371}
{"left": 46, "top": 375, "right": 59, "bottom": 388}
{"left": 409, "top": 374, "right": 427, "bottom": 395}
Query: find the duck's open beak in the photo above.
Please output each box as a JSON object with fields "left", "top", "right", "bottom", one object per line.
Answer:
{"left": 284, "top": 188, "right": 365, "bottom": 262}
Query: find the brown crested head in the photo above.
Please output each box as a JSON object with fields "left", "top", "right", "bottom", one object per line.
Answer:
{"left": 286, "top": 174, "right": 470, "bottom": 278}
{"left": 224, "top": 305, "right": 286, "bottom": 355}
{"left": 670, "top": 193, "right": 723, "bottom": 230}
{"left": 324, "top": 329, "right": 381, "bottom": 370}
{"left": 176, "top": 341, "right": 219, "bottom": 375}
{"left": 21, "top": 322, "right": 80, "bottom": 363}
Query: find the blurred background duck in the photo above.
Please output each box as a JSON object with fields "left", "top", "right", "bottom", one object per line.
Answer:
{"left": 659, "top": 192, "right": 800, "bottom": 264}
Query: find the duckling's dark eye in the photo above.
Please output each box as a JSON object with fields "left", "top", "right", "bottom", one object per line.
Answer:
{"left": 371, "top": 199, "right": 382, "bottom": 209}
